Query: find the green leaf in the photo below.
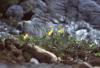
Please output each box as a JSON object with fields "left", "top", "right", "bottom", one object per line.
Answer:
{"left": 95, "top": 52, "right": 100, "bottom": 57}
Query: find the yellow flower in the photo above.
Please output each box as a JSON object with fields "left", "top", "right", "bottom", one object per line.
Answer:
{"left": 48, "top": 28, "right": 53, "bottom": 36}
{"left": 58, "top": 28, "right": 64, "bottom": 34}
{"left": 23, "top": 33, "right": 29, "bottom": 40}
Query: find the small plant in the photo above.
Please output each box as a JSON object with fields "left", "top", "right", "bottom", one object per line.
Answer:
{"left": 95, "top": 52, "right": 100, "bottom": 57}
{"left": 16, "top": 23, "right": 98, "bottom": 58}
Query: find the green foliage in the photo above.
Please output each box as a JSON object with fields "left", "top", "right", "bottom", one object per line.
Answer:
{"left": 95, "top": 52, "right": 100, "bottom": 57}
{"left": 16, "top": 35, "right": 26, "bottom": 46}
{"left": 16, "top": 25, "right": 97, "bottom": 58}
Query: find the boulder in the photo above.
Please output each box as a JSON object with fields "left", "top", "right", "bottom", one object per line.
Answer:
{"left": 78, "top": 0, "right": 100, "bottom": 28}
{"left": 75, "top": 29, "right": 88, "bottom": 40}
{"left": 6, "top": 5, "right": 24, "bottom": 21}
{"left": 19, "top": 18, "right": 49, "bottom": 37}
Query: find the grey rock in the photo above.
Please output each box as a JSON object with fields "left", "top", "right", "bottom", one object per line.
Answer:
{"left": 3, "top": 0, "right": 100, "bottom": 29}
{"left": 0, "top": 32, "right": 12, "bottom": 38}
{"left": 6, "top": 5, "right": 24, "bottom": 21}
{"left": 30, "top": 58, "right": 39, "bottom": 64}
{"left": 0, "top": 63, "right": 73, "bottom": 68}
{"left": 20, "top": 0, "right": 47, "bottom": 13}
{"left": 35, "top": 0, "right": 47, "bottom": 12}
{"left": 20, "top": 0, "right": 35, "bottom": 13}
{"left": 21, "top": 0, "right": 67, "bottom": 21}
{"left": 1, "top": 0, "right": 100, "bottom": 46}
{"left": 0, "top": 21, "right": 21, "bottom": 35}
{"left": 79, "top": 0, "right": 100, "bottom": 12}
{"left": 65, "top": 21, "right": 78, "bottom": 37}
{"left": 0, "top": 63, "right": 8, "bottom": 68}
{"left": 64, "top": 20, "right": 100, "bottom": 45}
{"left": 19, "top": 0, "right": 100, "bottom": 29}
{"left": 89, "top": 29, "right": 100, "bottom": 45}
{"left": 9, "top": 29, "right": 21, "bottom": 35}
{"left": 32, "top": 8, "right": 46, "bottom": 18}
{"left": 92, "top": 0, "right": 100, "bottom": 5}
{"left": 21, "top": 18, "right": 49, "bottom": 37}
{"left": 46, "top": 0, "right": 65, "bottom": 16}
{"left": 79, "top": 0, "right": 100, "bottom": 27}
{"left": 75, "top": 29, "right": 88, "bottom": 40}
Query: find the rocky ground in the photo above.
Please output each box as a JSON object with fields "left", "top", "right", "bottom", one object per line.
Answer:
{"left": 0, "top": 37, "right": 99, "bottom": 68}
{"left": 0, "top": 0, "right": 100, "bottom": 68}
{"left": 0, "top": 63, "right": 73, "bottom": 68}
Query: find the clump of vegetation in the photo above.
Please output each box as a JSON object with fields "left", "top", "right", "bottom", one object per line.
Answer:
{"left": 16, "top": 25, "right": 99, "bottom": 62}
{"left": 0, "top": 23, "right": 99, "bottom": 65}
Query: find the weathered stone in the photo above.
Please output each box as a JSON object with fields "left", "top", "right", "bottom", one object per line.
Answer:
{"left": 78, "top": 0, "right": 100, "bottom": 28}
{"left": 0, "top": 63, "right": 73, "bottom": 68}
{"left": 20, "top": 18, "right": 49, "bottom": 37}
{"left": 6, "top": 5, "right": 24, "bottom": 21}
{"left": 75, "top": 29, "right": 88, "bottom": 40}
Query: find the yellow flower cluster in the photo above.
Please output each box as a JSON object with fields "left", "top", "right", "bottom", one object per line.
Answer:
{"left": 47, "top": 25, "right": 64, "bottom": 36}
{"left": 58, "top": 28, "right": 64, "bottom": 34}
{"left": 23, "top": 33, "right": 29, "bottom": 40}
{"left": 48, "top": 28, "right": 54, "bottom": 36}
{"left": 57, "top": 25, "right": 64, "bottom": 34}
